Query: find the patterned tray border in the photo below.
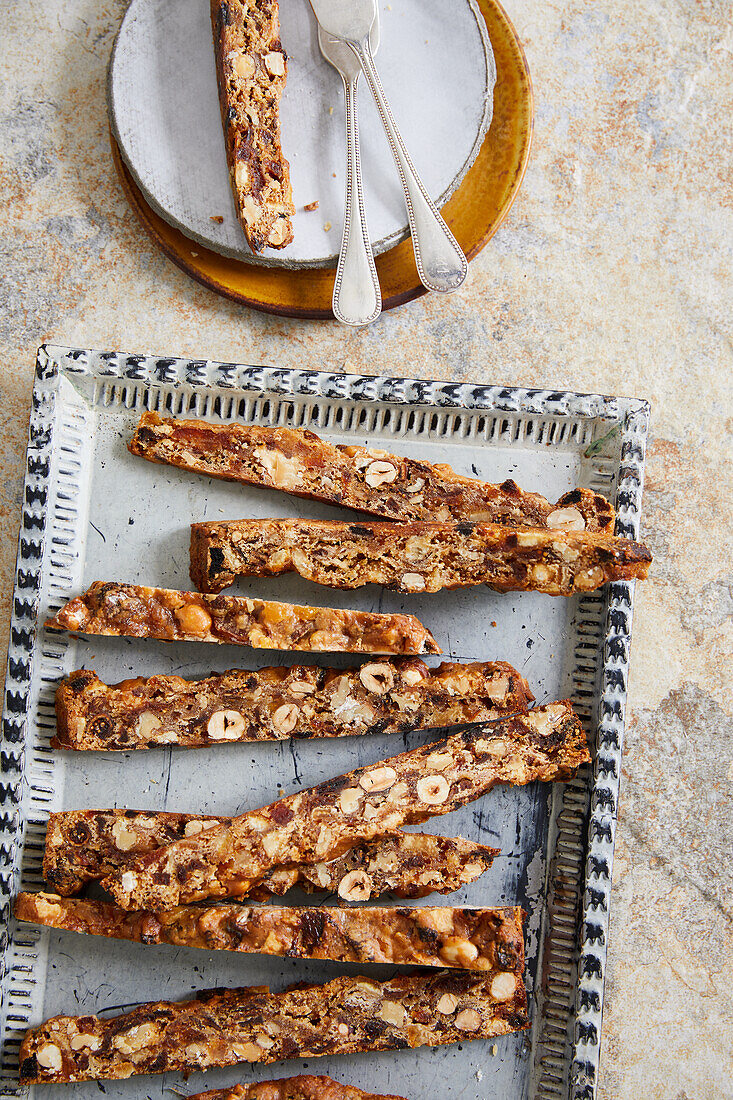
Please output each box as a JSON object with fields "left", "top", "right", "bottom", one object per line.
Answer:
{"left": 0, "top": 345, "right": 649, "bottom": 1100}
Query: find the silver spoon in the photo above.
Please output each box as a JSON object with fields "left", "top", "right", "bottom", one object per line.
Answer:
{"left": 319, "top": 16, "right": 382, "bottom": 326}
{"left": 308, "top": 0, "right": 468, "bottom": 294}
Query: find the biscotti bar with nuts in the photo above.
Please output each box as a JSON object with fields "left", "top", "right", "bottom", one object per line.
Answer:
{"left": 19, "top": 969, "right": 528, "bottom": 1083}
{"left": 45, "top": 582, "right": 440, "bottom": 655}
{"left": 16, "top": 893, "right": 524, "bottom": 972}
{"left": 211, "top": 0, "right": 295, "bottom": 251}
{"left": 43, "top": 810, "right": 497, "bottom": 899}
{"left": 102, "top": 702, "right": 589, "bottom": 911}
{"left": 187, "top": 1075, "right": 409, "bottom": 1100}
{"left": 129, "top": 413, "right": 615, "bottom": 530}
{"left": 53, "top": 659, "right": 533, "bottom": 750}
{"left": 191, "top": 518, "right": 652, "bottom": 596}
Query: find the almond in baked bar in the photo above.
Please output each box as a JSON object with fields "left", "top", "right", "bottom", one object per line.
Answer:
{"left": 19, "top": 968, "right": 528, "bottom": 1083}
{"left": 53, "top": 659, "right": 533, "bottom": 750}
{"left": 43, "top": 810, "right": 497, "bottom": 900}
{"left": 15, "top": 893, "right": 525, "bottom": 972}
{"left": 186, "top": 1075, "right": 409, "bottom": 1100}
{"left": 212, "top": 0, "right": 295, "bottom": 251}
{"left": 102, "top": 702, "right": 589, "bottom": 911}
{"left": 45, "top": 582, "right": 440, "bottom": 655}
{"left": 190, "top": 517, "right": 652, "bottom": 596}
{"left": 129, "top": 413, "right": 615, "bottom": 530}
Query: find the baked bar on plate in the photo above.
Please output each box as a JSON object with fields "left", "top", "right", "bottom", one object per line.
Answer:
{"left": 211, "top": 0, "right": 295, "bottom": 250}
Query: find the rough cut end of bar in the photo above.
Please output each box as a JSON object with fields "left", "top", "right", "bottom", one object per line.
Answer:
{"left": 101, "top": 702, "right": 588, "bottom": 912}
{"left": 187, "top": 1075, "right": 410, "bottom": 1100}
{"left": 190, "top": 517, "right": 652, "bottom": 596}
{"left": 42, "top": 809, "right": 498, "bottom": 900}
{"left": 19, "top": 969, "right": 528, "bottom": 1084}
{"left": 52, "top": 659, "right": 533, "bottom": 750}
{"left": 128, "top": 413, "right": 616, "bottom": 530}
{"left": 45, "top": 582, "right": 440, "bottom": 655}
{"left": 211, "top": 0, "right": 294, "bottom": 251}
{"left": 14, "top": 893, "right": 525, "bottom": 972}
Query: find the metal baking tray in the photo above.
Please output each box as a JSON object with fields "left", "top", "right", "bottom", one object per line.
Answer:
{"left": 0, "top": 347, "right": 649, "bottom": 1100}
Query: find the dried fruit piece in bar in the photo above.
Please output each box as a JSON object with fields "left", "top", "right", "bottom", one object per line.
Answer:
{"left": 190, "top": 517, "right": 652, "bottom": 596}
{"left": 45, "top": 582, "right": 439, "bottom": 655}
{"left": 187, "top": 1076, "right": 408, "bottom": 1100}
{"left": 43, "top": 810, "right": 497, "bottom": 900}
{"left": 15, "top": 893, "right": 524, "bottom": 972}
{"left": 19, "top": 968, "right": 528, "bottom": 1083}
{"left": 129, "top": 413, "right": 615, "bottom": 530}
{"left": 53, "top": 659, "right": 533, "bottom": 750}
{"left": 102, "top": 702, "right": 589, "bottom": 911}
{"left": 211, "top": 0, "right": 295, "bottom": 251}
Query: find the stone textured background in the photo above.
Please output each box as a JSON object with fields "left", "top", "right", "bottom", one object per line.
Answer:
{"left": 1, "top": 1, "right": 731, "bottom": 1096}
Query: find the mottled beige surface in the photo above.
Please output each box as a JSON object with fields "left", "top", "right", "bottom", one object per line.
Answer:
{"left": 0, "top": 0, "right": 731, "bottom": 1095}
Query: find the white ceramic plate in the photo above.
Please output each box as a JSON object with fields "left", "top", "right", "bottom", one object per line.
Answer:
{"left": 108, "top": 0, "right": 495, "bottom": 268}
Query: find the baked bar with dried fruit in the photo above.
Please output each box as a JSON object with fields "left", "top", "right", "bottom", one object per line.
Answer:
{"left": 53, "top": 659, "right": 532, "bottom": 750}
{"left": 186, "top": 1076, "right": 408, "bottom": 1100}
{"left": 129, "top": 413, "right": 615, "bottom": 529}
{"left": 19, "top": 968, "right": 528, "bottom": 1083}
{"left": 102, "top": 702, "right": 589, "bottom": 911}
{"left": 190, "top": 517, "right": 652, "bottom": 595}
{"left": 15, "top": 893, "right": 524, "bottom": 972}
{"left": 211, "top": 0, "right": 295, "bottom": 251}
{"left": 43, "top": 811, "right": 497, "bottom": 900}
{"left": 45, "top": 582, "right": 440, "bottom": 655}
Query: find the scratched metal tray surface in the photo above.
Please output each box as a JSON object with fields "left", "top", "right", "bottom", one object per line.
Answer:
{"left": 0, "top": 347, "right": 648, "bottom": 1100}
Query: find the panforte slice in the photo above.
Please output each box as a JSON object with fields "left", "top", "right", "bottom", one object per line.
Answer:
{"left": 45, "top": 582, "right": 440, "bottom": 655}
{"left": 211, "top": 0, "right": 295, "bottom": 251}
{"left": 190, "top": 517, "right": 652, "bottom": 595}
{"left": 19, "top": 969, "right": 528, "bottom": 1083}
{"left": 53, "top": 659, "right": 532, "bottom": 750}
{"left": 102, "top": 702, "right": 589, "bottom": 911}
{"left": 185, "top": 1075, "right": 409, "bottom": 1100}
{"left": 43, "top": 811, "right": 497, "bottom": 900}
{"left": 129, "top": 413, "right": 615, "bottom": 530}
{"left": 15, "top": 893, "right": 524, "bottom": 972}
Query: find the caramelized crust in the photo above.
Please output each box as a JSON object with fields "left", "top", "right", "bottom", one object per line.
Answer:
{"left": 15, "top": 893, "right": 524, "bottom": 972}
{"left": 45, "top": 582, "right": 440, "bottom": 655}
{"left": 191, "top": 517, "right": 652, "bottom": 595}
{"left": 187, "top": 1076, "right": 408, "bottom": 1100}
{"left": 101, "top": 703, "right": 589, "bottom": 911}
{"left": 19, "top": 969, "right": 528, "bottom": 1083}
{"left": 43, "top": 812, "right": 497, "bottom": 900}
{"left": 53, "top": 659, "right": 533, "bottom": 750}
{"left": 211, "top": 0, "right": 295, "bottom": 251}
{"left": 129, "top": 413, "right": 615, "bottom": 529}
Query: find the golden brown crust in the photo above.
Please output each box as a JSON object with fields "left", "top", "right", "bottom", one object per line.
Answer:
{"left": 211, "top": 0, "right": 294, "bottom": 251}
{"left": 43, "top": 812, "right": 497, "bottom": 899}
{"left": 45, "top": 582, "right": 440, "bottom": 655}
{"left": 52, "top": 660, "right": 533, "bottom": 750}
{"left": 102, "top": 703, "right": 589, "bottom": 911}
{"left": 190, "top": 517, "right": 652, "bottom": 595}
{"left": 129, "top": 413, "right": 615, "bottom": 529}
{"left": 19, "top": 969, "right": 528, "bottom": 1083}
{"left": 15, "top": 893, "right": 524, "bottom": 972}
{"left": 188, "top": 1076, "right": 408, "bottom": 1100}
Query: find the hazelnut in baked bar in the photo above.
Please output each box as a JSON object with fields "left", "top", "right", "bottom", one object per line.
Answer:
{"left": 43, "top": 810, "right": 497, "bottom": 899}
{"left": 212, "top": 0, "right": 295, "bottom": 251}
{"left": 190, "top": 518, "right": 652, "bottom": 596}
{"left": 129, "top": 413, "right": 615, "bottom": 530}
{"left": 102, "top": 702, "right": 589, "bottom": 911}
{"left": 19, "top": 969, "right": 528, "bottom": 1083}
{"left": 187, "top": 1075, "right": 408, "bottom": 1100}
{"left": 45, "top": 582, "right": 440, "bottom": 655}
{"left": 53, "top": 659, "right": 533, "bottom": 750}
{"left": 16, "top": 893, "right": 525, "bottom": 972}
